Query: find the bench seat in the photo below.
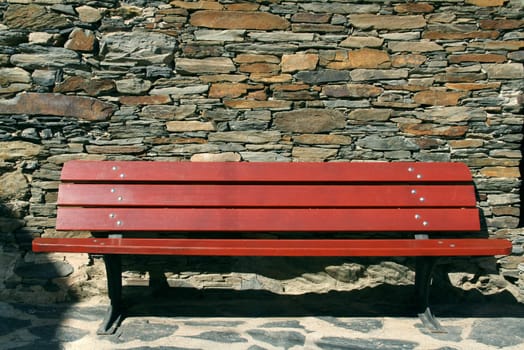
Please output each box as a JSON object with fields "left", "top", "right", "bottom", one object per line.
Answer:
{"left": 32, "top": 160, "right": 512, "bottom": 334}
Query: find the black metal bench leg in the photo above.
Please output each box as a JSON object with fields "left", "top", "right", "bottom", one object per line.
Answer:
{"left": 97, "top": 254, "right": 124, "bottom": 335}
{"left": 415, "top": 257, "right": 446, "bottom": 333}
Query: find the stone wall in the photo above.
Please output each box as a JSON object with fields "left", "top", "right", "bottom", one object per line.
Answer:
{"left": 0, "top": 0, "right": 523, "bottom": 303}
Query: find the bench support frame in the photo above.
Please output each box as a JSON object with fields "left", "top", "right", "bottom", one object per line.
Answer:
{"left": 98, "top": 254, "right": 123, "bottom": 335}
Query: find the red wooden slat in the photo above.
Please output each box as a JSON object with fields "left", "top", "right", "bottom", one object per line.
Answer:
{"left": 57, "top": 183, "right": 477, "bottom": 207}
{"left": 32, "top": 237, "right": 512, "bottom": 257}
{"left": 56, "top": 207, "right": 480, "bottom": 232}
{"left": 60, "top": 160, "right": 474, "bottom": 183}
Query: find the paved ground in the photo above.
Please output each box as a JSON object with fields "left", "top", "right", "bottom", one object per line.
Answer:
{"left": 1, "top": 287, "right": 523, "bottom": 350}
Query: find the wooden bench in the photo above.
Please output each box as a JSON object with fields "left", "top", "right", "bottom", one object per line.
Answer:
{"left": 32, "top": 160, "right": 512, "bottom": 334}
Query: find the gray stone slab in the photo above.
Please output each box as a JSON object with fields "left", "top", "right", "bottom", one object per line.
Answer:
{"left": 469, "top": 318, "right": 524, "bottom": 348}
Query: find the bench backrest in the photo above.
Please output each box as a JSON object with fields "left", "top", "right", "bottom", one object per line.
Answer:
{"left": 56, "top": 161, "right": 480, "bottom": 234}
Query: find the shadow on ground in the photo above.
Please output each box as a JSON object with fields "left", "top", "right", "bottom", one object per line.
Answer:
{"left": 122, "top": 282, "right": 524, "bottom": 320}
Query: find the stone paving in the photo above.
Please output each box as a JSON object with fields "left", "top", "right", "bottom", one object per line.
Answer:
{"left": 1, "top": 290, "right": 523, "bottom": 350}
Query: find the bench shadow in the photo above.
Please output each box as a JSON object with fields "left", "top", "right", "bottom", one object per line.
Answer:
{"left": 121, "top": 280, "right": 524, "bottom": 320}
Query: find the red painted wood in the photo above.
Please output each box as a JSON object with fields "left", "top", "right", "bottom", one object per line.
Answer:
{"left": 60, "top": 160, "right": 474, "bottom": 183}
{"left": 32, "top": 237, "right": 512, "bottom": 257}
{"left": 57, "top": 183, "right": 477, "bottom": 207}
{"left": 56, "top": 207, "right": 481, "bottom": 232}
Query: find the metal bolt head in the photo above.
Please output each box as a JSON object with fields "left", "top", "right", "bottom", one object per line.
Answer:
{"left": 411, "top": 189, "right": 417, "bottom": 194}
{"left": 414, "top": 214, "right": 421, "bottom": 220}
{"left": 419, "top": 197, "right": 425, "bottom": 202}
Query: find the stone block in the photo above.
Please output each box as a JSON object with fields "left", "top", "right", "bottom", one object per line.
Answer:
{"left": 281, "top": 53, "right": 318, "bottom": 73}
{"left": 274, "top": 109, "right": 346, "bottom": 133}
{"left": 414, "top": 90, "right": 465, "bottom": 106}
{"left": 190, "top": 10, "right": 289, "bottom": 30}
{"left": 483, "top": 63, "right": 524, "bottom": 79}
{"left": 340, "top": 36, "right": 384, "bottom": 48}
{"left": 0, "top": 93, "right": 115, "bottom": 121}
{"left": 176, "top": 57, "right": 235, "bottom": 74}
{"left": 166, "top": 121, "right": 215, "bottom": 132}
{"left": 350, "top": 14, "right": 426, "bottom": 29}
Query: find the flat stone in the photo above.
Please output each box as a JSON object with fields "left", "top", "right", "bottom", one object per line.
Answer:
{"left": 292, "top": 147, "right": 338, "bottom": 161}
{"left": 151, "top": 85, "right": 209, "bottom": 98}
{"left": 274, "top": 109, "right": 346, "bottom": 133}
{"left": 223, "top": 100, "right": 291, "bottom": 110}
{"left": 349, "top": 109, "right": 392, "bottom": 122}
{"left": 240, "top": 152, "right": 289, "bottom": 162}
{"left": 176, "top": 57, "right": 235, "bottom": 74}
{"left": 423, "top": 31, "right": 499, "bottom": 40}
{"left": 235, "top": 54, "right": 280, "bottom": 64}
{"left": 480, "top": 19, "right": 524, "bottom": 30}
{"left": 115, "top": 78, "right": 152, "bottom": 95}
{"left": 208, "top": 131, "right": 281, "bottom": 144}
{"left": 140, "top": 105, "right": 196, "bottom": 120}
{"left": 249, "top": 32, "right": 314, "bottom": 42}
{"left": 166, "top": 121, "right": 215, "bottom": 132}
{"left": 448, "top": 54, "right": 506, "bottom": 63}
{"left": 483, "top": 63, "right": 524, "bottom": 79}
{"left": 0, "top": 93, "right": 115, "bottom": 121}
{"left": 190, "top": 10, "right": 289, "bottom": 30}
{"left": 350, "top": 69, "right": 408, "bottom": 81}
{"left": 86, "top": 145, "right": 146, "bottom": 154}
{"left": 191, "top": 331, "right": 247, "bottom": 343}
{"left": 414, "top": 90, "right": 465, "bottom": 106}
{"left": 64, "top": 28, "right": 96, "bottom": 52}
{"left": 120, "top": 95, "right": 171, "bottom": 105}
{"left": 208, "top": 83, "right": 246, "bottom": 98}
{"left": 291, "top": 13, "right": 331, "bottom": 23}
{"left": 11, "top": 45, "right": 80, "bottom": 70}
{"left": 4, "top": 4, "right": 71, "bottom": 30}
{"left": 0, "top": 67, "right": 31, "bottom": 85}
{"left": 347, "top": 48, "right": 390, "bottom": 69}
{"left": 239, "top": 63, "right": 279, "bottom": 74}
{"left": 466, "top": 0, "right": 505, "bottom": 6}
{"left": 445, "top": 82, "right": 501, "bottom": 91}
{"left": 281, "top": 53, "right": 319, "bottom": 72}
{"left": 469, "top": 40, "right": 524, "bottom": 51}
{"left": 323, "top": 84, "right": 383, "bottom": 98}
{"left": 391, "top": 54, "right": 426, "bottom": 67}
{"left": 247, "top": 329, "right": 305, "bottom": 349}
{"left": 54, "top": 76, "right": 115, "bottom": 96}
{"left": 357, "top": 135, "right": 419, "bottom": 151}
{"left": 292, "top": 24, "right": 345, "bottom": 33}
{"left": 76, "top": 6, "right": 102, "bottom": 23}
{"left": 350, "top": 14, "right": 426, "bottom": 29}
{"left": 508, "top": 51, "right": 524, "bottom": 62}
{"left": 0, "top": 141, "right": 43, "bottom": 161}
{"left": 195, "top": 29, "right": 245, "bottom": 42}
{"left": 0, "top": 170, "right": 28, "bottom": 201}
{"left": 400, "top": 124, "right": 469, "bottom": 137}
{"left": 340, "top": 36, "right": 384, "bottom": 48}
{"left": 101, "top": 32, "right": 175, "bottom": 66}
{"left": 300, "top": 3, "right": 380, "bottom": 14}
{"left": 388, "top": 41, "right": 443, "bottom": 52}
{"left": 480, "top": 167, "right": 520, "bottom": 178}
{"left": 190, "top": 152, "right": 241, "bottom": 162}
{"left": 0, "top": 30, "right": 27, "bottom": 46}
{"left": 295, "top": 70, "right": 350, "bottom": 84}
{"left": 111, "top": 320, "right": 178, "bottom": 343}
{"left": 394, "top": 3, "right": 434, "bottom": 13}
{"left": 469, "top": 319, "right": 523, "bottom": 347}
{"left": 294, "top": 134, "right": 351, "bottom": 145}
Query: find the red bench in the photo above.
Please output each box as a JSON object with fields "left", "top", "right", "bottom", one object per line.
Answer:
{"left": 32, "top": 160, "right": 512, "bottom": 334}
